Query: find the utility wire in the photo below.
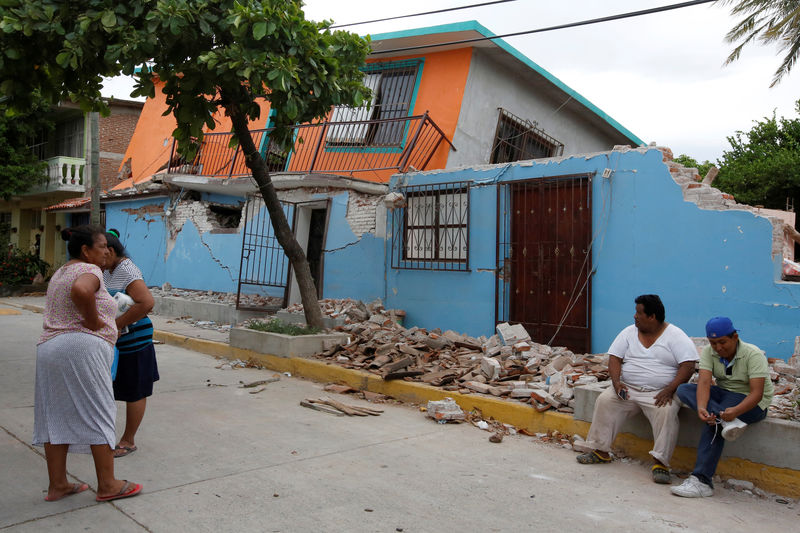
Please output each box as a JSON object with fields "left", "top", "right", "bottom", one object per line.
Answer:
{"left": 371, "top": 0, "right": 716, "bottom": 55}
{"left": 330, "top": 0, "right": 517, "bottom": 29}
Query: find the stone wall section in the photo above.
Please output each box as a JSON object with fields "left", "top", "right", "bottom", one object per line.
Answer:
{"left": 660, "top": 148, "right": 789, "bottom": 259}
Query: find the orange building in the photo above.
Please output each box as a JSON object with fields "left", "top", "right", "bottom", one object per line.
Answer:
{"left": 115, "top": 21, "right": 640, "bottom": 192}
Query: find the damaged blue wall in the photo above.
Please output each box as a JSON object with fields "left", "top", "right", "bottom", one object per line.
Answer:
{"left": 105, "top": 192, "right": 248, "bottom": 293}
{"left": 321, "top": 191, "right": 384, "bottom": 303}
{"left": 105, "top": 196, "right": 169, "bottom": 287}
{"left": 106, "top": 189, "right": 386, "bottom": 302}
{"left": 385, "top": 148, "right": 800, "bottom": 359}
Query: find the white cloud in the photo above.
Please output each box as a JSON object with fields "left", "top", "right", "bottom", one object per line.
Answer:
{"left": 304, "top": 0, "right": 799, "bottom": 162}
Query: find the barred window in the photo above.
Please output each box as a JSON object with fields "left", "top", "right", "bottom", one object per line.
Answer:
{"left": 490, "top": 108, "right": 563, "bottom": 164}
{"left": 391, "top": 182, "right": 470, "bottom": 271}
{"left": 327, "top": 60, "right": 421, "bottom": 147}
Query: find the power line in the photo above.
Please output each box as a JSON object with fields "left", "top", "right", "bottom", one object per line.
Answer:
{"left": 371, "top": 0, "right": 716, "bottom": 55}
{"left": 330, "top": 1, "right": 517, "bottom": 29}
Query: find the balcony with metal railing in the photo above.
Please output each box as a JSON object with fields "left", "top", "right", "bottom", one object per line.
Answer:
{"left": 166, "top": 112, "right": 455, "bottom": 182}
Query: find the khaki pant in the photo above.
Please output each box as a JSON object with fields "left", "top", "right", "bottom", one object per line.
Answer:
{"left": 580, "top": 384, "right": 681, "bottom": 466}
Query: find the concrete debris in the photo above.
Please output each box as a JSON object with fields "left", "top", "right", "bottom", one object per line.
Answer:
{"left": 239, "top": 376, "right": 280, "bottom": 388}
{"left": 285, "top": 298, "right": 395, "bottom": 325}
{"left": 155, "top": 289, "right": 800, "bottom": 422}
{"left": 308, "top": 306, "right": 612, "bottom": 414}
{"left": 301, "top": 397, "right": 383, "bottom": 417}
{"left": 426, "top": 397, "right": 465, "bottom": 423}
{"left": 725, "top": 478, "right": 755, "bottom": 492}
{"left": 496, "top": 322, "right": 530, "bottom": 345}
{"left": 151, "top": 286, "right": 282, "bottom": 309}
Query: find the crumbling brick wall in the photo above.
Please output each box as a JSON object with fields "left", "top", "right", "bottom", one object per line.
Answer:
{"left": 345, "top": 191, "right": 381, "bottom": 237}
{"left": 659, "top": 147, "right": 791, "bottom": 260}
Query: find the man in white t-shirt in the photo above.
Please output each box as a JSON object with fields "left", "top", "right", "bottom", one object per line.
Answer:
{"left": 575, "top": 294, "right": 698, "bottom": 484}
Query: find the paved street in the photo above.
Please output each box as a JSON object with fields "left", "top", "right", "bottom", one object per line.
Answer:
{"left": 1, "top": 302, "right": 798, "bottom": 532}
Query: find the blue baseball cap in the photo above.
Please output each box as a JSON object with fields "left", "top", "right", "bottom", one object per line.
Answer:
{"left": 706, "top": 316, "right": 737, "bottom": 338}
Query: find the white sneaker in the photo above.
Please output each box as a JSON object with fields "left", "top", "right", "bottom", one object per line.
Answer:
{"left": 671, "top": 475, "right": 713, "bottom": 498}
{"left": 720, "top": 418, "right": 748, "bottom": 441}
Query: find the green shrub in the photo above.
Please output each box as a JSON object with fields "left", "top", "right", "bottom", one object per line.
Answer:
{"left": 246, "top": 318, "right": 320, "bottom": 336}
{"left": 0, "top": 248, "right": 49, "bottom": 286}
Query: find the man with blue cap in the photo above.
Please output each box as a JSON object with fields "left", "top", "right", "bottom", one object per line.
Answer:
{"left": 671, "top": 317, "right": 773, "bottom": 498}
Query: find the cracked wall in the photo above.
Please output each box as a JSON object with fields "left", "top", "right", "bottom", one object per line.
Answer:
{"left": 107, "top": 194, "right": 245, "bottom": 293}
{"left": 383, "top": 147, "right": 800, "bottom": 359}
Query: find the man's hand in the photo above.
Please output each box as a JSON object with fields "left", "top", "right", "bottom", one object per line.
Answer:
{"left": 613, "top": 382, "right": 628, "bottom": 400}
{"left": 697, "top": 407, "right": 716, "bottom": 425}
{"left": 653, "top": 388, "right": 674, "bottom": 407}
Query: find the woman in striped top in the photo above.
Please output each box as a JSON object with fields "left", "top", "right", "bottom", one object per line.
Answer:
{"left": 103, "top": 229, "right": 158, "bottom": 458}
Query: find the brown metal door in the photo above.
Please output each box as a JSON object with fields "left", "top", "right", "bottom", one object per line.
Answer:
{"left": 497, "top": 175, "right": 592, "bottom": 353}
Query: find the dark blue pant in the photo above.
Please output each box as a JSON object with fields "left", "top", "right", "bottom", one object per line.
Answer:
{"left": 676, "top": 383, "right": 767, "bottom": 487}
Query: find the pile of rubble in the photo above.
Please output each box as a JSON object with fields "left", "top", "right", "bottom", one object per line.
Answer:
{"left": 285, "top": 298, "right": 402, "bottom": 325}
{"left": 767, "top": 355, "right": 800, "bottom": 420}
{"left": 316, "top": 315, "right": 607, "bottom": 414}
{"left": 150, "top": 284, "right": 282, "bottom": 308}
{"left": 304, "top": 300, "right": 800, "bottom": 421}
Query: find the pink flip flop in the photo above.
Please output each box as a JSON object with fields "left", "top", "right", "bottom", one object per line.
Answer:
{"left": 45, "top": 482, "right": 90, "bottom": 502}
{"left": 96, "top": 481, "right": 143, "bottom": 502}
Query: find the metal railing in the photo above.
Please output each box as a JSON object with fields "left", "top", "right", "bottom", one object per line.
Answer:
{"left": 166, "top": 112, "right": 455, "bottom": 179}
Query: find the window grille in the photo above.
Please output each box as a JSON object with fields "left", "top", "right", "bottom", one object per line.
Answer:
{"left": 391, "top": 181, "right": 470, "bottom": 271}
{"left": 328, "top": 60, "right": 422, "bottom": 147}
{"left": 490, "top": 108, "right": 563, "bottom": 164}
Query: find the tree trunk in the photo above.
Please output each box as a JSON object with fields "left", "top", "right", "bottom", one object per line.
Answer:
{"left": 224, "top": 100, "right": 325, "bottom": 329}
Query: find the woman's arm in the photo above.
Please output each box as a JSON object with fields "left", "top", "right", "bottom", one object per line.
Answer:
{"left": 71, "top": 273, "right": 103, "bottom": 331}
{"left": 116, "top": 279, "right": 155, "bottom": 329}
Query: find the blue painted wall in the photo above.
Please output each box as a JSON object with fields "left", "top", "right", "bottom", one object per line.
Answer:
{"left": 320, "top": 191, "right": 385, "bottom": 303}
{"left": 105, "top": 193, "right": 246, "bottom": 293}
{"left": 105, "top": 189, "right": 387, "bottom": 302}
{"left": 106, "top": 149, "right": 800, "bottom": 358}
{"left": 105, "top": 196, "right": 170, "bottom": 287}
{"left": 385, "top": 149, "right": 800, "bottom": 359}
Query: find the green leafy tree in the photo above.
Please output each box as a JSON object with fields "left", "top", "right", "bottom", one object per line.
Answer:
{"left": 721, "top": 0, "right": 800, "bottom": 86}
{"left": 673, "top": 154, "right": 715, "bottom": 179}
{"left": 0, "top": 96, "right": 54, "bottom": 200}
{"left": 713, "top": 101, "right": 800, "bottom": 213}
{"left": 1, "top": 1, "right": 371, "bottom": 328}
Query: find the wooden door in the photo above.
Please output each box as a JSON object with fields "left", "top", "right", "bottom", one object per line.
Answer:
{"left": 501, "top": 175, "right": 592, "bottom": 353}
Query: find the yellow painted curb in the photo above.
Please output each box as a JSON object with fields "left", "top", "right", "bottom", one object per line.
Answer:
{"left": 0, "top": 300, "right": 43, "bottom": 314}
{"left": 155, "top": 329, "right": 800, "bottom": 498}
{"left": 0, "top": 308, "right": 22, "bottom": 315}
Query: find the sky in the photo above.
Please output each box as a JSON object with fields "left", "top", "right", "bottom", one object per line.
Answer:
{"left": 101, "top": 0, "right": 799, "bottom": 163}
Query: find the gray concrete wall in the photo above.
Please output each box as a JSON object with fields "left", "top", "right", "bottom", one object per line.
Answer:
{"left": 447, "top": 48, "right": 633, "bottom": 168}
{"left": 230, "top": 327, "right": 348, "bottom": 358}
{"left": 574, "top": 383, "right": 800, "bottom": 471}
{"left": 153, "top": 296, "right": 275, "bottom": 325}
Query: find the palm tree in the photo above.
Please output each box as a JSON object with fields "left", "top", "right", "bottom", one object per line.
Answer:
{"left": 720, "top": 0, "right": 800, "bottom": 86}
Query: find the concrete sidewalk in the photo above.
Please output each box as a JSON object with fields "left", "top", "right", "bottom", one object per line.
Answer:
{"left": 2, "top": 302, "right": 800, "bottom": 531}
{"left": 4, "top": 295, "right": 800, "bottom": 498}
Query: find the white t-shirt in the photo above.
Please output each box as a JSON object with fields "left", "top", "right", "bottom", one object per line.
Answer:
{"left": 608, "top": 323, "right": 698, "bottom": 389}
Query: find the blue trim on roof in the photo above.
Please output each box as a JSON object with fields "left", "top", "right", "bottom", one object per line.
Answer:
{"left": 369, "top": 21, "right": 643, "bottom": 146}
